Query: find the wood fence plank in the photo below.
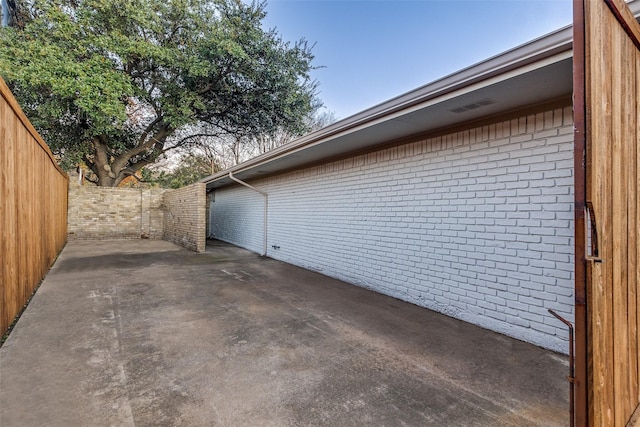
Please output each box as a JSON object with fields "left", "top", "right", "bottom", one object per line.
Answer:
{"left": 637, "top": 50, "right": 640, "bottom": 405}
{"left": 0, "top": 97, "right": 6, "bottom": 334}
{"left": 2, "top": 91, "right": 18, "bottom": 336}
{"left": 611, "top": 25, "right": 631, "bottom": 426}
{"left": 625, "top": 44, "right": 640, "bottom": 416}
{"left": 17, "top": 126, "right": 26, "bottom": 306}
{"left": 586, "top": 0, "right": 615, "bottom": 423}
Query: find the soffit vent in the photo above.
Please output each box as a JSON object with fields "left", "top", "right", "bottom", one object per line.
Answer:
{"left": 450, "top": 99, "right": 496, "bottom": 113}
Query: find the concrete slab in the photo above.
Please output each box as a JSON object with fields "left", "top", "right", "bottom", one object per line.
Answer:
{"left": 0, "top": 240, "right": 569, "bottom": 426}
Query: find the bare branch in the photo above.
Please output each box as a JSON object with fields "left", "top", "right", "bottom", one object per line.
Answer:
{"left": 136, "top": 115, "right": 164, "bottom": 147}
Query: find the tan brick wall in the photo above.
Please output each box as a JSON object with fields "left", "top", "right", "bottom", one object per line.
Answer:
{"left": 67, "top": 180, "right": 166, "bottom": 240}
{"left": 162, "top": 183, "right": 206, "bottom": 252}
{"left": 143, "top": 189, "right": 165, "bottom": 239}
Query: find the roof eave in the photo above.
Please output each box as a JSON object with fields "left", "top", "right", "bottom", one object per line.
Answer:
{"left": 202, "top": 23, "right": 574, "bottom": 187}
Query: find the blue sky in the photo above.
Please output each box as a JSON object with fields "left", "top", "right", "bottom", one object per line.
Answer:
{"left": 261, "top": 0, "right": 573, "bottom": 120}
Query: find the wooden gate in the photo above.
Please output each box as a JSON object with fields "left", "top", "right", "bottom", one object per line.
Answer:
{"left": 574, "top": 0, "right": 640, "bottom": 425}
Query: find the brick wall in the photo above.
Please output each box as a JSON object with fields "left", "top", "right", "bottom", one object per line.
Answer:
{"left": 209, "top": 106, "right": 575, "bottom": 353}
{"left": 67, "top": 180, "right": 166, "bottom": 240}
{"left": 68, "top": 181, "right": 206, "bottom": 252}
{"left": 163, "top": 182, "right": 206, "bottom": 252}
{"left": 209, "top": 183, "right": 265, "bottom": 250}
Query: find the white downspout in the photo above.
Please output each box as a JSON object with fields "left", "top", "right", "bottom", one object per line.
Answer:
{"left": 228, "top": 171, "right": 268, "bottom": 256}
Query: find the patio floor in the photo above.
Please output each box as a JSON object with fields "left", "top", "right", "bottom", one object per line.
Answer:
{"left": 0, "top": 240, "right": 569, "bottom": 426}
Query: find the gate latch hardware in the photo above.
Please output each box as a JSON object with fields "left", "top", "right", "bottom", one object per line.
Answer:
{"left": 585, "top": 201, "right": 603, "bottom": 263}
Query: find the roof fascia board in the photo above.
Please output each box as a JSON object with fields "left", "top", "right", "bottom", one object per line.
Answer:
{"left": 208, "top": 50, "right": 573, "bottom": 185}
{"left": 239, "top": 96, "right": 572, "bottom": 186}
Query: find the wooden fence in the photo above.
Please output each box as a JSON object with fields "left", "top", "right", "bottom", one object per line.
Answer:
{"left": 574, "top": 0, "right": 640, "bottom": 425}
{"left": 0, "top": 76, "right": 68, "bottom": 337}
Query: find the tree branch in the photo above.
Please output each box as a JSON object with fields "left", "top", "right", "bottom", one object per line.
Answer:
{"left": 111, "top": 125, "right": 171, "bottom": 174}
{"left": 114, "top": 161, "right": 154, "bottom": 186}
{"left": 171, "top": 132, "right": 226, "bottom": 148}
{"left": 136, "top": 115, "right": 164, "bottom": 147}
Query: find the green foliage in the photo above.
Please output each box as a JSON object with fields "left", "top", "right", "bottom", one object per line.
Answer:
{"left": 147, "top": 154, "right": 219, "bottom": 189}
{"left": 0, "top": 0, "right": 318, "bottom": 185}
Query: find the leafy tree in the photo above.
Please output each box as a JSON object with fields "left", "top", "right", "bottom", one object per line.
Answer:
{"left": 0, "top": 0, "right": 318, "bottom": 186}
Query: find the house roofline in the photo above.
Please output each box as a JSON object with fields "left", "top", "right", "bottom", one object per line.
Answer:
{"left": 202, "top": 0, "right": 640, "bottom": 187}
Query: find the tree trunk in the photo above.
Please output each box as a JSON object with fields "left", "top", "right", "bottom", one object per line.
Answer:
{"left": 90, "top": 137, "right": 118, "bottom": 186}
{"left": 89, "top": 126, "right": 169, "bottom": 186}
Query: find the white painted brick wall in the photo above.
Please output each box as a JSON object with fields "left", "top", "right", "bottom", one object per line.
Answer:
{"left": 210, "top": 185, "right": 265, "bottom": 252}
{"left": 210, "top": 106, "right": 575, "bottom": 353}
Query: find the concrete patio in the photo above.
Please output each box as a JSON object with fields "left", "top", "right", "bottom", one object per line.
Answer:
{"left": 0, "top": 240, "right": 569, "bottom": 426}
